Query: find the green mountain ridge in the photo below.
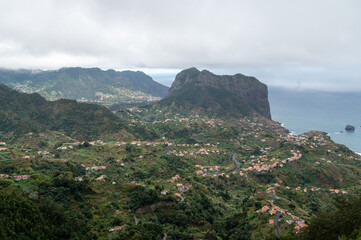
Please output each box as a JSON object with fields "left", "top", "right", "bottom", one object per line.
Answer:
{"left": 0, "top": 67, "right": 169, "bottom": 106}
{"left": 0, "top": 83, "right": 125, "bottom": 140}
{"left": 155, "top": 68, "right": 271, "bottom": 119}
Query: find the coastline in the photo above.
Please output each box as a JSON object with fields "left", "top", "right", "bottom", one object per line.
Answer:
{"left": 269, "top": 88, "right": 361, "bottom": 154}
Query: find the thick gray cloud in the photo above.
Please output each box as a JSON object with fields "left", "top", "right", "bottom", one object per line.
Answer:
{"left": 0, "top": 0, "right": 360, "bottom": 90}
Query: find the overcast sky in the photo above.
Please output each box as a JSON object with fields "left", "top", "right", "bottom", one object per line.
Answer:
{"left": 0, "top": 0, "right": 360, "bottom": 91}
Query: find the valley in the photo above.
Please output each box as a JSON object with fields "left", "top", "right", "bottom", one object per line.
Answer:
{"left": 1, "top": 69, "right": 361, "bottom": 239}
{"left": 1, "top": 109, "right": 361, "bottom": 239}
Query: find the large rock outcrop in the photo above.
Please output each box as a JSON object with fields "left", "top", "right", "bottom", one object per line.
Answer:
{"left": 345, "top": 125, "right": 355, "bottom": 131}
{"left": 157, "top": 68, "right": 271, "bottom": 119}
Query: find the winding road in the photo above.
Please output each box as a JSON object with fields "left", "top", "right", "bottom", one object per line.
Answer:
{"left": 228, "top": 151, "right": 241, "bottom": 172}
{"left": 270, "top": 188, "right": 281, "bottom": 238}
{"left": 133, "top": 213, "right": 138, "bottom": 225}
{"left": 274, "top": 210, "right": 281, "bottom": 238}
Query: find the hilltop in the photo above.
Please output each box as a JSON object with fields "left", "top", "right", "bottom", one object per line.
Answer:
{"left": 0, "top": 84, "right": 125, "bottom": 140}
{"left": 0, "top": 67, "right": 169, "bottom": 107}
{"left": 155, "top": 68, "right": 271, "bottom": 119}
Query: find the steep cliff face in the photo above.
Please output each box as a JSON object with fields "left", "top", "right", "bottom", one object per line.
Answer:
{"left": 159, "top": 68, "right": 271, "bottom": 119}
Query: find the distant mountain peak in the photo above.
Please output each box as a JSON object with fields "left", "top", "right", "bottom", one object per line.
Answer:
{"left": 0, "top": 67, "right": 169, "bottom": 106}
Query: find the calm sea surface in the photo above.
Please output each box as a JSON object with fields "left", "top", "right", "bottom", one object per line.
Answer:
{"left": 269, "top": 87, "right": 361, "bottom": 153}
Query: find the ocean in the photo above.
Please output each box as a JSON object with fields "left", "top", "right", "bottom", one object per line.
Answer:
{"left": 268, "top": 87, "right": 361, "bottom": 153}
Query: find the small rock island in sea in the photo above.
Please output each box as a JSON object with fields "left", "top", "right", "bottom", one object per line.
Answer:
{"left": 345, "top": 125, "right": 355, "bottom": 131}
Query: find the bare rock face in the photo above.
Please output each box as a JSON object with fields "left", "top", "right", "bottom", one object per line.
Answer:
{"left": 161, "top": 68, "right": 271, "bottom": 119}
{"left": 345, "top": 125, "right": 355, "bottom": 131}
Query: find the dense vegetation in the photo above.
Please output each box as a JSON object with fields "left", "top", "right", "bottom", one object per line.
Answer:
{"left": 0, "top": 178, "right": 92, "bottom": 240}
{"left": 0, "top": 84, "right": 124, "bottom": 140}
{"left": 299, "top": 194, "right": 361, "bottom": 240}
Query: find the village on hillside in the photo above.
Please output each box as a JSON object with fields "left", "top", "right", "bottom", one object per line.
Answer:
{"left": 1, "top": 113, "right": 360, "bottom": 237}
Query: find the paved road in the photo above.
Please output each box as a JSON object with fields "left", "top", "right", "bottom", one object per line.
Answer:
{"left": 228, "top": 151, "right": 241, "bottom": 172}
{"left": 163, "top": 144, "right": 174, "bottom": 152}
{"left": 270, "top": 188, "right": 281, "bottom": 238}
{"left": 134, "top": 214, "right": 138, "bottom": 225}
{"left": 274, "top": 210, "right": 281, "bottom": 238}
{"left": 179, "top": 194, "right": 184, "bottom": 202}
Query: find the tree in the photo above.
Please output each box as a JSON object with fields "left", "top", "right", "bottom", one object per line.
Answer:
{"left": 300, "top": 195, "right": 361, "bottom": 240}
